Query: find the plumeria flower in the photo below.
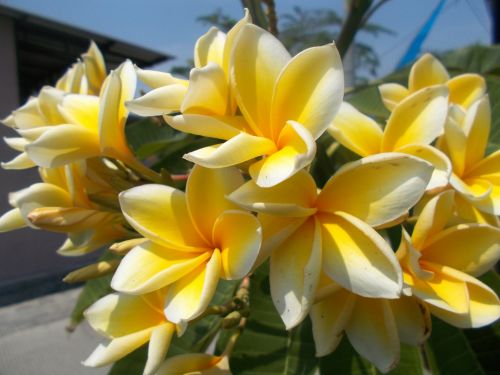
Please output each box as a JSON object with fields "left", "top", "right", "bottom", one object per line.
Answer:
{"left": 2, "top": 42, "right": 107, "bottom": 169}
{"left": 126, "top": 11, "right": 250, "bottom": 117}
{"left": 328, "top": 86, "right": 450, "bottom": 192}
{"left": 24, "top": 61, "right": 146, "bottom": 173}
{"left": 438, "top": 96, "right": 500, "bottom": 222}
{"left": 398, "top": 190, "right": 500, "bottom": 328}
{"left": 229, "top": 153, "right": 433, "bottom": 329}
{"left": 310, "top": 276, "right": 431, "bottom": 373}
{"left": 162, "top": 21, "right": 343, "bottom": 187}
{"left": 111, "top": 165, "right": 262, "bottom": 324}
{"left": 84, "top": 291, "right": 178, "bottom": 375}
{"left": 0, "top": 160, "right": 128, "bottom": 255}
{"left": 379, "top": 53, "right": 486, "bottom": 111}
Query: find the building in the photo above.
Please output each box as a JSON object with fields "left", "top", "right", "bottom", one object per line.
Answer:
{"left": 0, "top": 4, "right": 171, "bottom": 304}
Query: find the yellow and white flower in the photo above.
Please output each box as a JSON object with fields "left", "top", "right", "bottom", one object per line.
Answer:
{"left": 229, "top": 153, "right": 433, "bottom": 328}
{"left": 379, "top": 53, "right": 485, "bottom": 111}
{"left": 398, "top": 190, "right": 500, "bottom": 328}
{"left": 311, "top": 277, "right": 430, "bottom": 373}
{"left": 84, "top": 291, "right": 177, "bottom": 375}
{"left": 111, "top": 165, "right": 262, "bottom": 324}
{"left": 438, "top": 96, "right": 500, "bottom": 222}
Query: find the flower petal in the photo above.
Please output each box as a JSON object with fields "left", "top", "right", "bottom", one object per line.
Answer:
{"left": 25, "top": 125, "right": 100, "bottom": 168}
{"left": 58, "top": 94, "right": 100, "bottom": 132}
{"left": 184, "top": 132, "right": 276, "bottom": 168}
{"left": 111, "top": 241, "right": 211, "bottom": 294}
{"left": 135, "top": 66, "right": 188, "bottom": 89}
{"left": 213, "top": 210, "right": 261, "bottom": 280}
{"left": 14, "top": 182, "right": 71, "bottom": 226}
{"left": 82, "top": 328, "right": 152, "bottom": 368}
{"left": 165, "top": 114, "right": 247, "bottom": 140}
{"left": 389, "top": 296, "right": 431, "bottom": 345}
{"left": 427, "top": 271, "right": 500, "bottom": 328}
{"left": 270, "top": 217, "right": 322, "bottom": 329}
{"left": 397, "top": 144, "right": 452, "bottom": 192}
{"left": 466, "top": 149, "right": 500, "bottom": 178}
{"left": 194, "top": 27, "right": 225, "bottom": 68}
{"left": 454, "top": 192, "right": 500, "bottom": 226}
{"left": 447, "top": 73, "right": 486, "bottom": 109}
{"left": 408, "top": 53, "right": 449, "bottom": 92}
{"left": 421, "top": 224, "right": 500, "bottom": 277}
{"left": 327, "top": 102, "right": 383, "bottom": 157}
{"left": 1, "top": 152, "right": 36, "bottom": 170}
{"left": 461, "top": 96, "right": 490, "bottom": 172}
{"left": 232, "top": 24, "right": 291, "bottom": 137}
{"left": 84, "top": 292, "right": 166, "bottom": 338}
{"left": 38, "top": 86, "right": 66, "bottom": 124}
{"left": 182, "top": 62, "right": 229, "bottom": 116}
{"left": 119, "top": 184, "right": 206, "bottom": 250}
{"left": 0, "top": 208, "right": 26, "bottom": 232}
{"left": 406, "top": 262, "right": 469, "bottom": 314}
{"left": 249, "top": 120, "right": 316, "bottom": 187}
{"left": 271, "top": 43, "right": 343, "bottom": 139}
{"left": 382, "top": 85, "right": 449, "bottom": 152}
{"left": 450, "top": 173, "right": 492, "bottom": 201}
{"left": 345, "top": 298, "right": 400, "bottom": 373}
{"left": 164, "top": 249, "right": 221, "bottom": 323}
{"left": 186, "top": 165, "right": 244, "bottom": 243}
{"left": 155, "top": 353, "right": 223, "bottom": 375}
{"left": 99, "top": 60, "right": 136, "bottom": 159}
{"left": 126, "top": 84, "right": 187, "bottom": 116}
{"left": 320, "top": 211, "right": 402, "bottom": 298}
{"left": 411, "top": 190, "right": 454, "bottom": 250}
{"left": 255, "top": 214, "right": 306, "bottom": 268}
{"left": 318, "top": 153, "right": 432, "bottom": 228}
{"left": 228, "top": 169, "right": 318, "bottom": 217}
{"left": 310, "top": 289, "right": 356, "bottom": 356}
{"left": 378, "top": 83, "right": 410, "bottom": 111}
{"left": 144, "top": 323, "right": 176, "bottom": 375}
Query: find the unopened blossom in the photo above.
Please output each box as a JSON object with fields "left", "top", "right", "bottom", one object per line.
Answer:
{"left": 378, "top": 53, "right": 485, "bottom": 111}
{"left": 229, "top": 153, "right": 433, "bottom": 328}
{"left": 0, "top": 159, "right": 129, "bottom": 255}
{"left": 111, "top": 166, "right": 261, "bottom": 324}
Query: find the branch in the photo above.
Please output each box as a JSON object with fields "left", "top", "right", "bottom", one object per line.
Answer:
{"left": 336, "top": 0, "right": 374, "bottom": 57}
{"left": 262, "top": 0, "right": 279, "bottom": 36}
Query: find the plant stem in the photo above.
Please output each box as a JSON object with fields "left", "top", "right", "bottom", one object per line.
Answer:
{"left": 336, "top": 0, "right": 374, "bottom": 57}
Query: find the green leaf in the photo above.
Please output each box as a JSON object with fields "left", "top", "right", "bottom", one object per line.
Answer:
{"left": 125, "top": 117, "right": 186, "bottom": 159}
{"left": 228, "top": 263, "right": 317, "bottom": 375}
{"left": 438, "top": 45, "right": 500, "bottom": 75}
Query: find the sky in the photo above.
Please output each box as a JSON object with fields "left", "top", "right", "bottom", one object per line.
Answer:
{"left": 0, "top": 0, "right": 493, "bottom": 79}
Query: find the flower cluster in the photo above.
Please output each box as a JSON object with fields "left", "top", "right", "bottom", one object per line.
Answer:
{"left": 1, "top": 11, "right": 499, "bottom": 375}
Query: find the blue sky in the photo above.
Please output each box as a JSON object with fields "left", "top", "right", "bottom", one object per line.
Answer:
{"left": 0, "top": 0, "right": 492, "bottom": 78}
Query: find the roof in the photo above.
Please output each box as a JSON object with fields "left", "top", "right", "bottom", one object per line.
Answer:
{"left": 0, "top": 4, "right": 172, "bottom": 100}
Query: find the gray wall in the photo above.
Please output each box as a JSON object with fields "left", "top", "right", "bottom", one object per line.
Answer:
{"left": 0, "top": 15, "right": 99, "bottom": 286}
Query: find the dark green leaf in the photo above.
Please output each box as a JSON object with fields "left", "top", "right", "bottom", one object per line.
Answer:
{"left": 229, "top": 263, "right": 317, "bottom": 375}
